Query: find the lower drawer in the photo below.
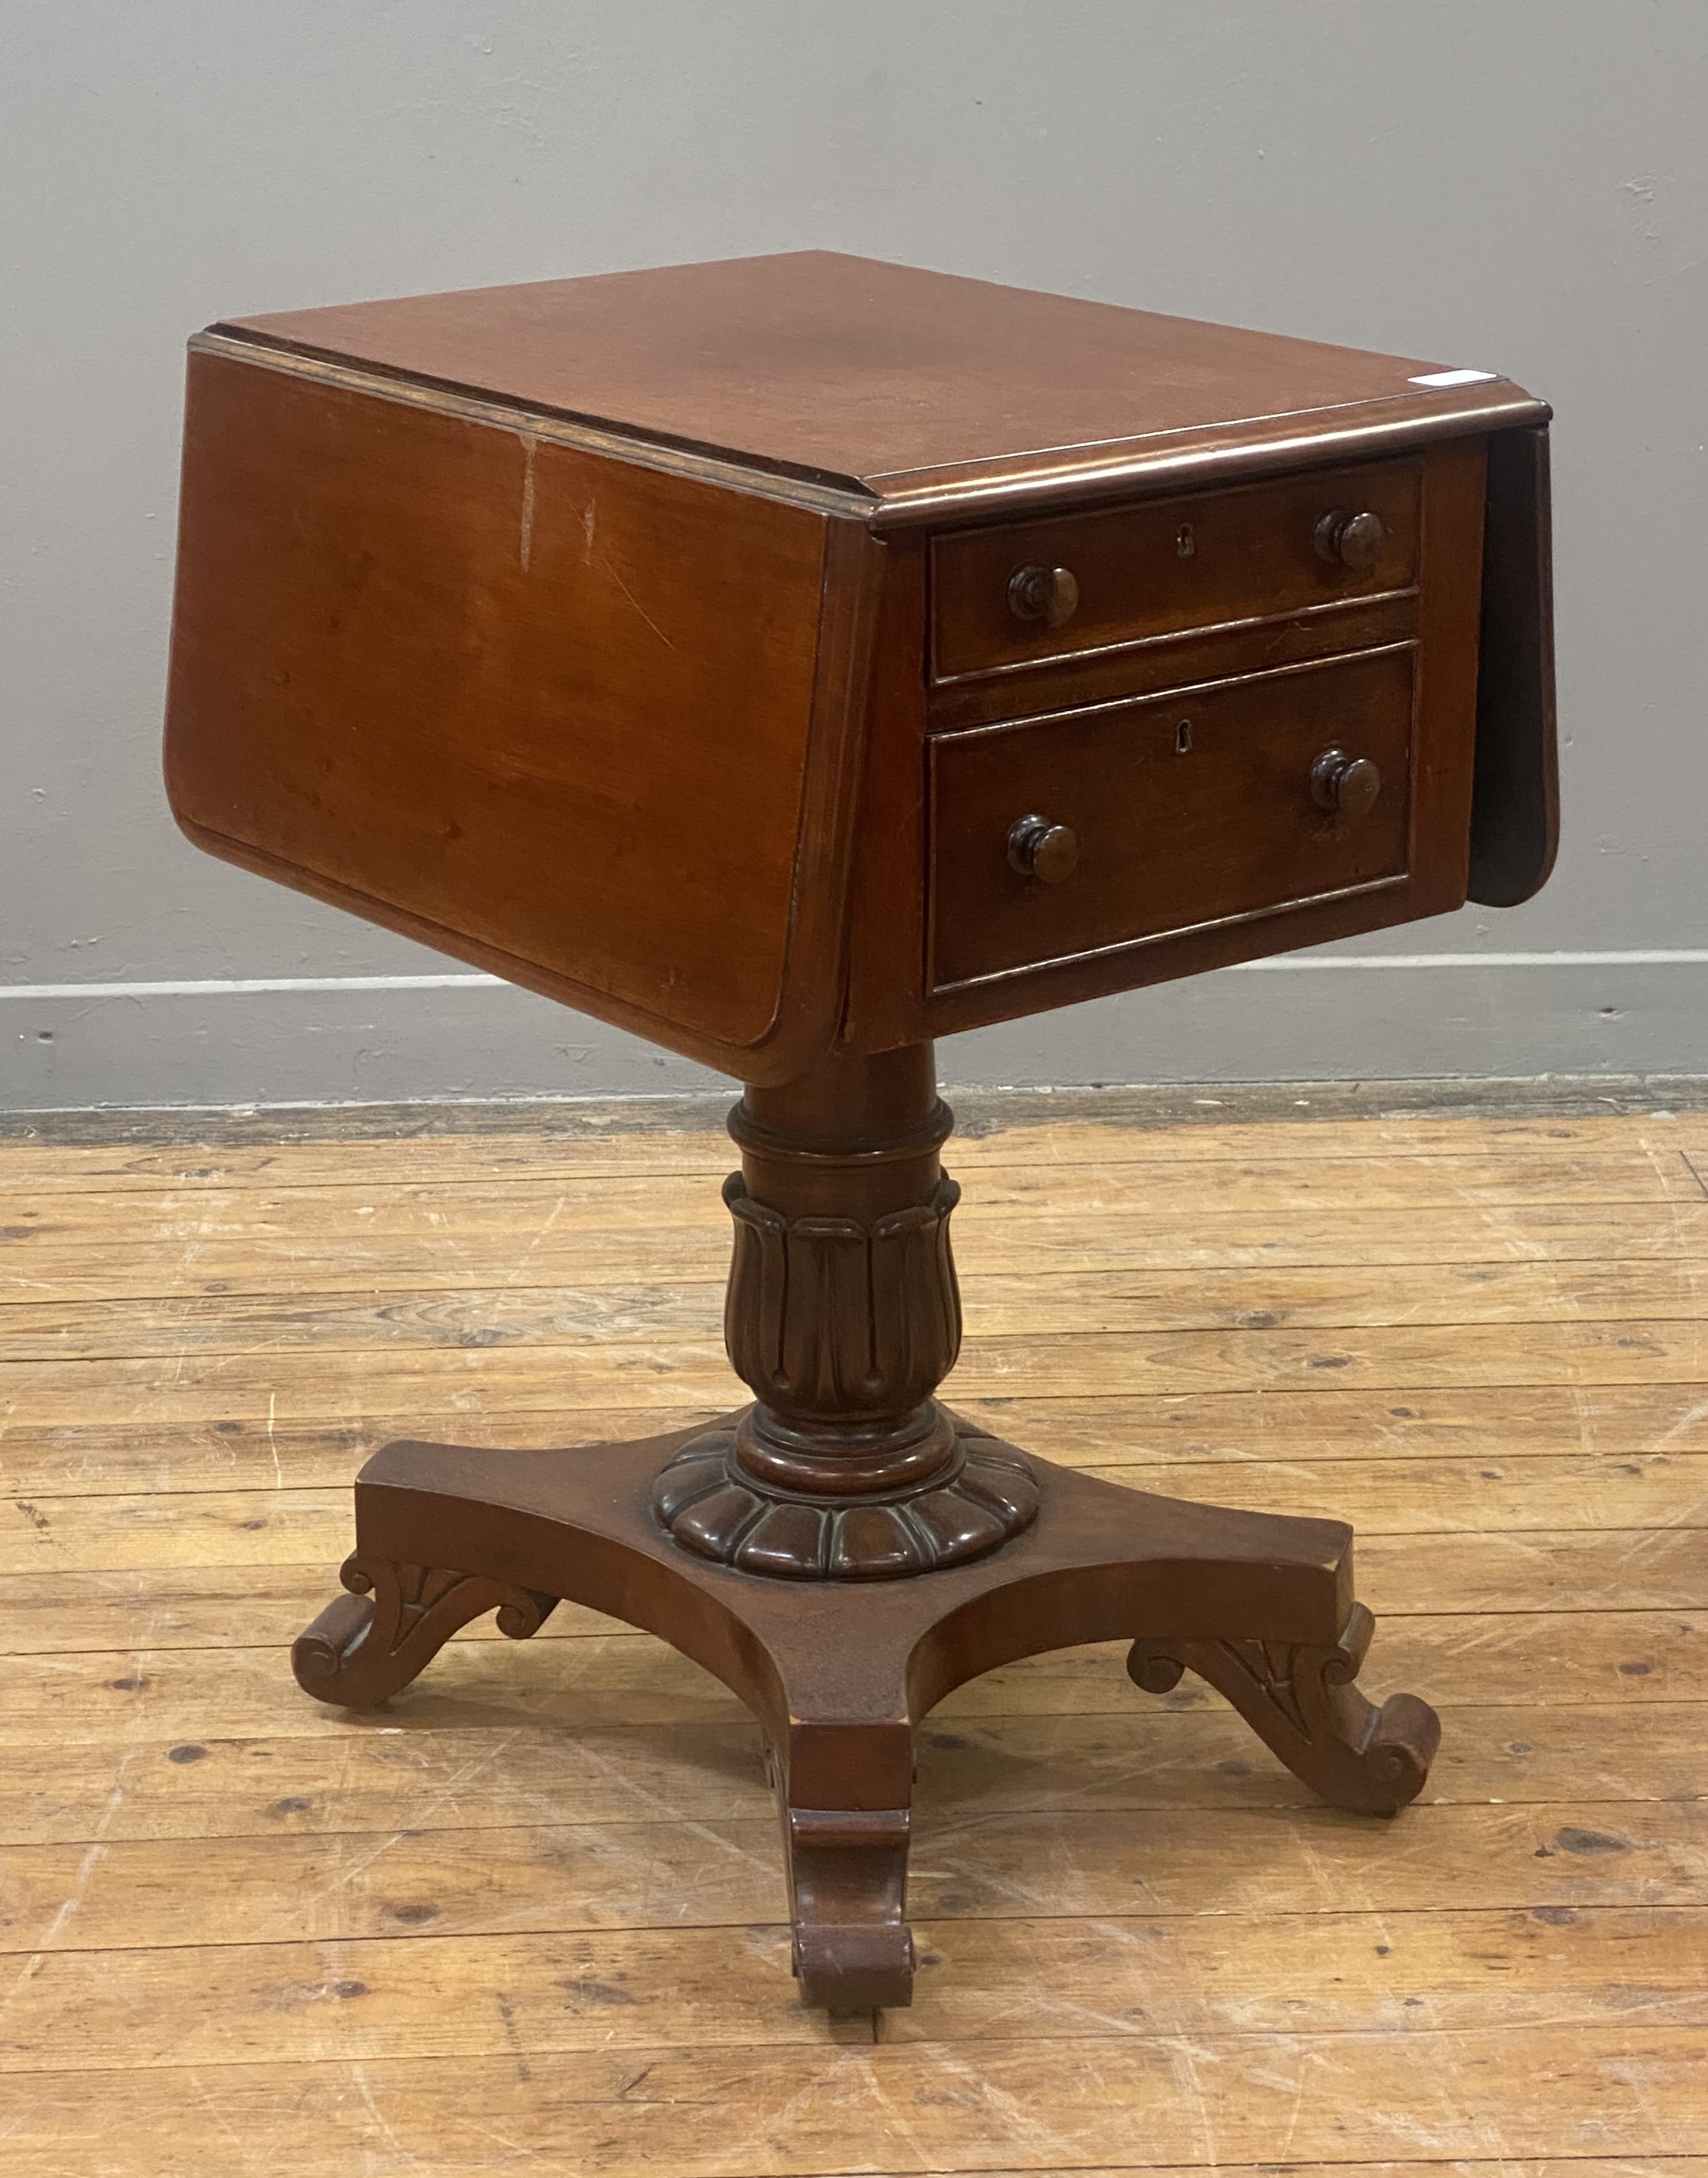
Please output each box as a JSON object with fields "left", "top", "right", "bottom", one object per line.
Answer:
{"left": 928, "top": 645, "right": 1414, "bottom": 990}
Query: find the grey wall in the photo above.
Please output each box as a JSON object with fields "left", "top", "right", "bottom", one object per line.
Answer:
{"left": 5, "top": 0, "right": 1706, "bottom": 1109}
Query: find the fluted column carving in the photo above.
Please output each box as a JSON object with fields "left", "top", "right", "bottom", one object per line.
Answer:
{"left": 723, "top": 1171, "right": 961, "bottom": 1430}
{"left": 652, "top": 1046, "right": 1037, "bottom": 1579}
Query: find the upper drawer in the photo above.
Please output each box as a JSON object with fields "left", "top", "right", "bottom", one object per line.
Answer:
{"left": 931, "top": 457, "right": 1421, "bottom": 683}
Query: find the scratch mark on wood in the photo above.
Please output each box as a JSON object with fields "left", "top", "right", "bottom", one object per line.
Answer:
{"left": 351, "top": 2061, "right": 427, "bottom": 2168}
{"left": 605, "top": 558, "right": 674, "bottom": 649}
{"left": 518, "top": 436, "right": 537, "bottom": 574}
{"left": 0, "top": 1753, "right": 136, "bottom": 2016}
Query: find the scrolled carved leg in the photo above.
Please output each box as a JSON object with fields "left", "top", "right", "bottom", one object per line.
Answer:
{"left": 777, "top": 1792, "right": 915, "bottom": 2012}
{"left": 760, "top": 1727, "right": 917, "bottom": 2011}
{"left": 291, "top": 1552, "right": 557, "bottom": 1711}
{"left": 1126, "top": 1601, "right": 1440, "bottom": 1815}
{"left": 283, "top": 1035, "right": 1447, "bottom": 2016}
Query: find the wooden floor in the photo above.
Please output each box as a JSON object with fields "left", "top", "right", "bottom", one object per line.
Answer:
{"left": 2, "top": 1084, "right": 1706, "bottom": 2176}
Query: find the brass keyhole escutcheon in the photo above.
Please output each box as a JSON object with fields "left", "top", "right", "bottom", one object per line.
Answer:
{"left": 1312, "top": 747, "right": 1383, "bottom": 821}
{"left": 1007, "top": 815, "right": 1080, "bottom": 884}
{"left": 1007, "top": 563, "right": 1080, "bottom": 629}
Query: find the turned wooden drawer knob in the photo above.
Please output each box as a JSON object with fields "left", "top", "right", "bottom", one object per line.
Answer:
{"left": 1312, "top": 746, "right": 1384, "bottom": 820}
{"left": 1007, "top": 814, "right": 1080, "bottom": 883}
{"left": 1313, "top": 507, "right": 1386, "bottom": 573}
{"left": 1007, "top": 562, "right": 1080, "bottom": 629}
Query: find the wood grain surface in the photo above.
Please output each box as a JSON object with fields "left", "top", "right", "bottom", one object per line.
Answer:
{"left": 221, "top": 250, "right": 1544, "bottom": 518}
{"left": 2, "top": 1091, "right": 1703, "bottom": 2174}
{"left": 928, "top": 455, "right": 1421, "bottom": 682}
{"left": 928, "top": 644, "right": 1419, "bottom": 989}
{"left": 172, "top": 257, "right": 1553, "bottom": 1096}
{"left": 163, "top": 352, "right": 890, "bottom": 1084}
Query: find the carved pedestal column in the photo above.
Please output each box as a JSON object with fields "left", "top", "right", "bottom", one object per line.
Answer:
{"left": 289, "top": 1036, "right": 1441, "bottom": 2009}
{"left": 651, "top": 1045, "right": 1038, "bottom": 1578}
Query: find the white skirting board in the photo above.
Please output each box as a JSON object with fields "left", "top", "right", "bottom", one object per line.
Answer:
{"left": 5, "top": 954, "right": 1708, "bottom": 1110}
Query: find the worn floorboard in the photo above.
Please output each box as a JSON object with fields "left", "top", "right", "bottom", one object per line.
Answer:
{"left": 1, "top": 1088, "right": 1704, "bottom": 2176}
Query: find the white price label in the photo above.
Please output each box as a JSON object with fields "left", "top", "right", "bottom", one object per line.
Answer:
{"left": 1409, "top": 367, "right": 1500, "bottom": 389}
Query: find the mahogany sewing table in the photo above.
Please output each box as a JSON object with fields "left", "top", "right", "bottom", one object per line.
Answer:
{"left": 163, "top": 251, "right": 1556, "bottom": 2011}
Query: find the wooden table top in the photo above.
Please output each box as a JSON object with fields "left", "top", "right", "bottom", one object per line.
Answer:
{"left": 218, "top": 249, "right": 1545, "bottom": 518}
{"left": 169, "top": 253, "right": 1554, "bottom": 1082}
